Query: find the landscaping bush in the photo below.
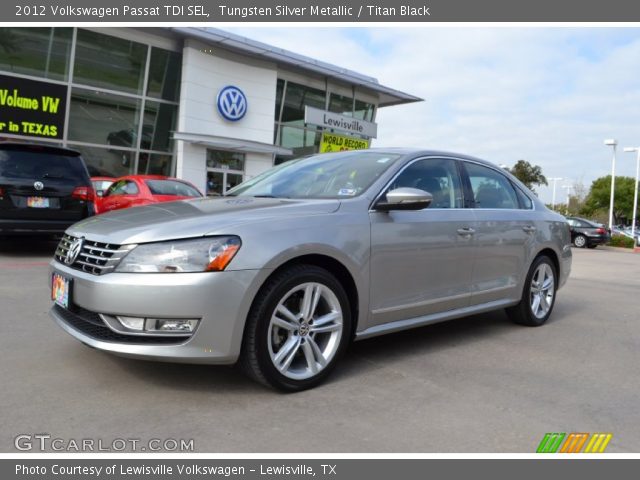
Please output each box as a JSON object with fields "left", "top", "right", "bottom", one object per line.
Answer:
{"left": 608, "top": 235, "right": 636, "bottom": 249}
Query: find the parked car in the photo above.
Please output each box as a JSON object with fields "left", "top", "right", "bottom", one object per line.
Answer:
{"left": 0, "top": 143, "right": 95, "bottom": 236}
{"left": 95, "top": 175, "right": 202, "bottom": 214}
{"left": 565, "top": 216, "right": 610, "bottom": 248}
{"left": 49, "top": 149, "right": 572, "bottom": 391}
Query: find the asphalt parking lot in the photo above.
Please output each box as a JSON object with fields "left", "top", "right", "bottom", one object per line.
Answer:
{"left": 1, "top": 238, "right": 639, "bottom": 453}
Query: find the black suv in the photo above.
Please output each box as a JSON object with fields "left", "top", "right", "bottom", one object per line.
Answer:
{"left": 0, "top": 143, "right": 95, "bottom": 236}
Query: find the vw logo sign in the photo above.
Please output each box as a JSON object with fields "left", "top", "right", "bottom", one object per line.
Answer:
{"left": 65, "top": 237, "right": 84, "bottom": 265}
{"left": 216, "top": 86, "right": 247, "bottom": 122}
{"left": 34, "top": 181, "right": 44, "bottom": 191}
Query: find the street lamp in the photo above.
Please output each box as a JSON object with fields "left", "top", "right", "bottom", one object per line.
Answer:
{"left": 561, "top": 184, "right": 572, "bottom": 213}
{"left": 548, "top": 177, "right": 563, "bottom": 208}
{"left": 604, "top": 139, "right": 618, "bottom": 229}
{"left": 623, "top": 147, "right": 640, "bottom": 242}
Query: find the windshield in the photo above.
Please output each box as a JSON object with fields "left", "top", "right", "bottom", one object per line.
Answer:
{"left": 226, "top": 151, "right": 402, "bottom": 199}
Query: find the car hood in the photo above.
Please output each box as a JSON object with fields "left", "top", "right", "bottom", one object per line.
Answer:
{"left": 67, "top": 197, "right": 341, "bottom": 245}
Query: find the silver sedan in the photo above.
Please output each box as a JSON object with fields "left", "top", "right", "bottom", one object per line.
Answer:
{"left": 49, "top": 149, "right": 572, "bottom": 391}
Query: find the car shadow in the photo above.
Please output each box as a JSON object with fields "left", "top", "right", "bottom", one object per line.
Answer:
{"left": 97, "top": 308, "right": 543, "bottom": 394}
{"left": 0, "top": 236, "right": 59, "bottom": 258}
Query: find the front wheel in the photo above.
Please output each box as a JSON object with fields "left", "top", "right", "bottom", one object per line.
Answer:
{"left": 506, "top": 255, "right": 557, "bottom": 326}
{"left": 240, "top": 264, "right": 351, "bottom": 392}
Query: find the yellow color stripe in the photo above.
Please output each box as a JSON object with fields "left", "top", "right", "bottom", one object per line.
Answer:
{"left": 585, "top": 433, "right": 613, "bottom": 453}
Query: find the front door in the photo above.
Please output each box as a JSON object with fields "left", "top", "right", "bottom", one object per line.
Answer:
{"left": 369, "top": 157, "right": 476, "bottom": 327}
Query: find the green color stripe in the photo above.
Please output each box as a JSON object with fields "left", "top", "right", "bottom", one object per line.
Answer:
{"left": 537, "top": 433, "right": 566, "bottom": 453}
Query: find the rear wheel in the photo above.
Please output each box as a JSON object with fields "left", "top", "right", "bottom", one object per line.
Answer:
{"left": 240, "top": 264, "right": 351, "bottom": 392}
{"left": 507, "top": 255, "right": 557, "bottom": 326}
{"left": 573, "top": 234, "right": 587, "bottom": 248}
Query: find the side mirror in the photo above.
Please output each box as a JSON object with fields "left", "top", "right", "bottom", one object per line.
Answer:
{"left": 375, "top": 187, "right": 433, "bottom": 211}
{"left": 96, "top": 190, "right": 104, "bottom": 197}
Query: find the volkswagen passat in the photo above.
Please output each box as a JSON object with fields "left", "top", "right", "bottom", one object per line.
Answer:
{"left": 49, "top": 149, "right": 572, "bottom": 391}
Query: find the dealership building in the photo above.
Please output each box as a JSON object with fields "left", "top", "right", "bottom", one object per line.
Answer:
{"left": 0, "top": 27, "right": 421, "bottom": 194}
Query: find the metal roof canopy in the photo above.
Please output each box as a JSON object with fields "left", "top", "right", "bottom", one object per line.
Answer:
{"left": 173, "top": 131, "right": 293, "bottom": 156}
{"left": 172, "top": 27, "right": 423, "bottom": 108}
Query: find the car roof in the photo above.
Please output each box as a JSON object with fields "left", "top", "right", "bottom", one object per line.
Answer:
{"left": 355, "top": 147, "right": 505, "bottom": 169}
{"left": 0, "top": 142, "right": 81, "bottom": 157}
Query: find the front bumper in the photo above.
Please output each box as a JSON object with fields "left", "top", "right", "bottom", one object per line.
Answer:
{"left": 49, "top": 260, "right": 266, "bottom": 364}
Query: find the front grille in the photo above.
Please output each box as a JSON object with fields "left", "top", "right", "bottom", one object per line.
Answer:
{"left": 54, "top": 234, "right": 133, "bottom": 275}
{"left": 53, "top": 304, "right": 187, "bottom": 345}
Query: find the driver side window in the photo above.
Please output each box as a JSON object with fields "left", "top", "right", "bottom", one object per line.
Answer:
{"left": 389, "top": 158, "right": 463, "bottom": 209}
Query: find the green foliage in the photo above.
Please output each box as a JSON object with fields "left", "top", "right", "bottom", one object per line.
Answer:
{"left": 608, "top": 235, "right": 635, "bottom": 249}
{"left": 582, "top": 176, "right": 637, "bottom": 224}
{"left": 509, "top": 160, "right": 548, "bottom": 192}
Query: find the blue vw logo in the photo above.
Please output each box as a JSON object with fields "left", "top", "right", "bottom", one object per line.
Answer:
{"left": 216, "top": 86, "right": 247, "bottom": 121}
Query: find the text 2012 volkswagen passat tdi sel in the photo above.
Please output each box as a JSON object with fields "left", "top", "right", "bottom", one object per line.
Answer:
{"left": 50, "top": 149, "right": 572, "bottom": 391}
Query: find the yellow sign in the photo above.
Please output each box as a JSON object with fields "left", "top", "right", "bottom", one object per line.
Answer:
{"left": 319, "top": 133, "right": 369, "bottom": 153}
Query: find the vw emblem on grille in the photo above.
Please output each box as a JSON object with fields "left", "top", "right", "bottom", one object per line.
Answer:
{"left": 34, "top": 181, "right": 44, "bottom": 191}
{"left": 216, "top": 86, "right": 247, "bottom": 121}
{"left": 65, "top": 237, "right": 84, "bottom": 265}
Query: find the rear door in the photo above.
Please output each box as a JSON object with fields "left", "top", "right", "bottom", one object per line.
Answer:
{"left": 369, "top": 157, "right": 476, "bottom": 327}
{"left": 0, "top": 147, "right": 92, "bottom": 223}
{"left": 460, "top": 161, "right": 535, "bottom": 305}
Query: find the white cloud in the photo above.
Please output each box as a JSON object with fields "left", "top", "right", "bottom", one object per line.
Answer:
{"left": 226, "top": 27, "right": 640, "bottom": 202}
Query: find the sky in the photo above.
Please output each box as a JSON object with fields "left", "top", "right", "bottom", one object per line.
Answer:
{"left": 225, "top": 27, "right": 640, "bottom": 204}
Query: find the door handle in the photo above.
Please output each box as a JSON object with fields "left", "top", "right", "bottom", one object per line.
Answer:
{"left": 457, "top": 227, "right": 475, "bottom": 236}
{"left": 522, "top": 225, "right": 537, "bottom": 233}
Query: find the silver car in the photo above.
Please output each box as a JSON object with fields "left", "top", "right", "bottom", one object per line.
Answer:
{"left": 49, "top": 149, "right": 572, "bottom": 391}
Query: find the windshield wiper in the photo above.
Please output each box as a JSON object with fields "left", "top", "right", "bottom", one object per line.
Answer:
{"left": 42, "top": 173, "right": 65, "bottom": 179}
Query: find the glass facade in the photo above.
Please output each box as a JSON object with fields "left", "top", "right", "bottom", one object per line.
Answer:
{"left": 273, "top": 79, "right": 376, "bottom": 163}
{"left": 0, "top": 27, "right": 181, "bottom": 178}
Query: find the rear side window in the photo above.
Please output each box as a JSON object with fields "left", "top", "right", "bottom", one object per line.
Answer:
{"left": 0, "top": 149, "right": 87, "bottom": 182}
{"left": 513, "top": 185, "right": 533, "bottom": 209}
{"left": 145, "top": 180, "right": 201, "bottom": 197}
{"left": 464, "top": 162, "right": 519, "bottom": 209}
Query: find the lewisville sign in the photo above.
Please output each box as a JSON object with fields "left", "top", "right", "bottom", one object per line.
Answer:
{"left": 0, "top": 74, "right": 67, "bottom": 139}
{"left": 304, "top": 106, "right": 377, "bottom": 138}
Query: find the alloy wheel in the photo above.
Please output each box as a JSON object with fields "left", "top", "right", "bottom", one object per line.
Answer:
{"left": 529, "top": 263, "right": 555, "bottom": 319}
{"left": 267, "top": 282, "right": 343, "bottom": 380}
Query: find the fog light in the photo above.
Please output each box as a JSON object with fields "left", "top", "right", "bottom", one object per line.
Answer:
{"left": 116, "top": 316, "right": 145, "bottom": 331}
{"left": 147, "top": 319, "right": 199, "bottom": 333}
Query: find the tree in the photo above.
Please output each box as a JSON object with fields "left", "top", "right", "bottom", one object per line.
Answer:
{"left": 582, "top": 176, "right": 637, "bottom": 225}
{"left": 509, "top": 160, "right": 548, "bottom": 192}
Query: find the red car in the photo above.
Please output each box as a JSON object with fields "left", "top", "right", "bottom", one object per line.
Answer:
{"left": 96, "top": 175, "right": 203, "bottom": 214}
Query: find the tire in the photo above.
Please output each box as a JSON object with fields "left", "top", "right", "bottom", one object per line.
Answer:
{"left": 506, "top": 255, "right": 557, "bottom": 327}
{"left": 573, "top": 234, "right": 587, "bottom": 248}
{"left": 240, "top": 264, "right": 352, "bottom": 392}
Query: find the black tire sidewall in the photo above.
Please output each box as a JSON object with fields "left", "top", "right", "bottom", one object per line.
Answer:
{"left": 251, "top": 266, "right": 351, "bottom": 392}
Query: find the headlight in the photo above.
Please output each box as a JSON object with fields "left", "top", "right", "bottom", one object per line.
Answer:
{"left": 115, "top": 236, "right": 241, "bottom": 273}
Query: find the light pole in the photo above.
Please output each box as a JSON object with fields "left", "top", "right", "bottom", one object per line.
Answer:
{"left": 562, "top": 184, "right": 572, "bottom": 213}
{"left": 548, "top": 177, "right": 563, "bottom": 208}
{"left": 604, "top": 139, "right": 618, "bottom": 229}
{"left": 623, "top": 147, "right": 640, "bottom": 242}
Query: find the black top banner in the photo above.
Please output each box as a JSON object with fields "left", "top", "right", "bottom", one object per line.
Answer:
{"left": 5, "top": 0, "right": 640, "bottom": 22}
